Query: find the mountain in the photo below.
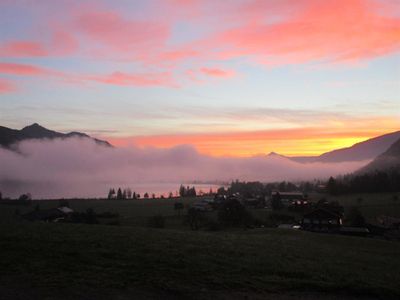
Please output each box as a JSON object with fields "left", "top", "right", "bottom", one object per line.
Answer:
{"left": 0, "top": 123, "right": 112, "bottom": 148}
{"left": 287, "top": 130, "right": 400, "bottom": 163}
{"left": 357, "top": 138, "right": 400, "bottom": 173}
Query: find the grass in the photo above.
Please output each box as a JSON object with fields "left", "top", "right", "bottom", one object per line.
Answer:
{"left": 0, "top": 223, "right": 400, "bottom": 299}
{"left": 1, "top": 193, "right": 400, "bottom": 299}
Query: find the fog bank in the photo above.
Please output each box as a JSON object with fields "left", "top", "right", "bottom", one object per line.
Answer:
{"left": 0, "top": 138, "right": 369, "bottom": 199}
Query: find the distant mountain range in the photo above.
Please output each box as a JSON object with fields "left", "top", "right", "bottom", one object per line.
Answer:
{"left": 284, "top": 130, "right": 400, "bottom": 163}
{"left": 0, "top": 123, "right": 112, "bottom": 148}
{"left": 1, "top": 124, "right": 399, "bottom": 167}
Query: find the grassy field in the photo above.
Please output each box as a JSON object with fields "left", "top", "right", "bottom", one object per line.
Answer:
{"left": 1, "top": 223, "right": 400, "bottom": 299}
{"left": 0, "top": 193, "right": 400, "bottom": 299}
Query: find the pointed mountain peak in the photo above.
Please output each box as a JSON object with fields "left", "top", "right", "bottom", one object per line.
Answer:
{"left": 267, "top": 151, "right": 286, "bottom": 157}
{"left": 22, "top": 123, "right": 45, "bottom": 130}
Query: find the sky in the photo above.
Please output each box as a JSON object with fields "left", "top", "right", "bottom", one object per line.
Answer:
{"left": 0, "top": 0, "right": 399, "bottom": 157}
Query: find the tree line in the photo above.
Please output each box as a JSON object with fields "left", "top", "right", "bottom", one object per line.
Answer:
{"left": 326, "top": 169, "right": 400, "bottom": 195}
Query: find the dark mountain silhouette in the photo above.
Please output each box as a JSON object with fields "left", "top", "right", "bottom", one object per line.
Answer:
{"left": 0, "top": 123, "right": 112, "bottom": 148}
{"left": 357, "top": 138, "right": 400, "bottom": 173}
{"left": 286, "top": 130, "right": 400, "bottom": 163}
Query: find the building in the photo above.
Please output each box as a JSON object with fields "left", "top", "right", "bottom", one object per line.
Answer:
{"left": 302, "top": 208, "right": 343, "bottom": 232}
{"left": 23, "top": 206, "right": 74, "bottom": 222}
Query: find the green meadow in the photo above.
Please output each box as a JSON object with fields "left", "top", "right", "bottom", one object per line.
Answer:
{"left": 0, "top": 193, "right": 399, "bottom": 299}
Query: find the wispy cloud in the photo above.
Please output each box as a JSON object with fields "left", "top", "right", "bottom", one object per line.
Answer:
{"left": 1, "top": 0, "right": 399, "bottom": 90}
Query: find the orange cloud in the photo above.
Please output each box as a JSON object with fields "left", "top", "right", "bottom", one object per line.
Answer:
{"left": 107, "top": 125, "right": 400, "bottom": 157}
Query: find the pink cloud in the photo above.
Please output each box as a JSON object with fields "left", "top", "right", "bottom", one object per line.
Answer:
{"left": 0, "top": 41, "right": 48, "bottom": 57}
{"left": 0, "top": 0, "right": 398, "bottom": 90}
{"left": 73, "top": 9, "right": 169, "bottom": 57}
{"left": 200, "top": 67, "right": 235, "bottom": 78}
{"left": 0, "top": 78, "right": 16, "bottom": 94}
{"left": 0, "top": 62, "right": 51, "bottom": 76}
{"left": 208, "top": 0, "right": 400, "bottom": 64}
{"left": 0, "top": 62, "right": 177, "bottom": 89}
{"left": 87, "top": 71, "right": 178, "bottom": 88}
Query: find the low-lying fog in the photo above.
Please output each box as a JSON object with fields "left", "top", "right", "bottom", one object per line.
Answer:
{"left": 0, "top": 138, "right": 369, "bottom": 199}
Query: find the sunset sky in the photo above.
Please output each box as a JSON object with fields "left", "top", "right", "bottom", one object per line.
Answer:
{"left": 0, "top": 0, "right": 399, "bottom": 157}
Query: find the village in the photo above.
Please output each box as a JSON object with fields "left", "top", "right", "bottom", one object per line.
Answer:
{"left": 7, "top": 185, "right": 399, "bottom": 241}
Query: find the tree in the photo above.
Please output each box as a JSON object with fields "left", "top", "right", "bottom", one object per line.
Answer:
{"left": 347, "top": 207, "right": 366, "bottom": 227}
{"left": 18, "top": 193, "right": 32, "bottom": 202}
{"left": 168, "top": 192, "right": 174, "bottom": 198}
{"left": 179, "top": 185, "right": 186, "bottom": 197}
{"left": 122, "top": 189, "right": 127, "bottom": 200}
{"left": 144, "top": 192, "right": 149, "bottom": 199}
{"left": 326, "top": 177, "right": 338, "bottom": 195}
{"left": 217, "top": 186, "right": 226, "bottom": 195}
{"left": 271, "top": 192, "right": 283, "bottom": 210}
{"left": 187, "top": 207, "right": 203, "bottom": 230}
{"left": 218, "top": 198, "right": 253, "bottom": 227}
{"left": 0, "top": 191, "right": 2, "bottom": 200}
{"left": 116, "top": 188, "right": 123, "bottom": 200}
{"left": 107, "top": 188, "right": 115, "bottom": 200}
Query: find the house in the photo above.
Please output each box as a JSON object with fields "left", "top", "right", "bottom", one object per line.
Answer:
{"left": 24, "top": 206, "right": 74, "bottom": 222}
{"left": 376, "top": 215, "right": 400, "bottom": 229}
{"left": 302, "top": 208, "right": 343, "bottom": 232}
{"left": 271, "top": 191, "right": 306, "bottom": 205}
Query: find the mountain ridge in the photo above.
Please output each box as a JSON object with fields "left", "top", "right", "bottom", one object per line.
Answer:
{"left": 284, "top": 130, "right": 400, "bottom": 163}
{"left": 0, "top": 123, "right": 112, "bottom": 148}
{"left": 357, "top": 137, "right": 400, "bottom": 174}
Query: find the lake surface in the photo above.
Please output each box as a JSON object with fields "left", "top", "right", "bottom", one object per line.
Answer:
{"left": 0, "top": 180, "right": 224, "bottom": 200}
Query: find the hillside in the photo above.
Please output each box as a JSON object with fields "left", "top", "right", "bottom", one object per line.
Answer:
{"left": 288, "top": 130, "right": 400, "bottom": 163}
{"left": 0, "top": 222, "right": 399, "bottom": 299}
{"left": 0, "top": 123, "right": 112, "bottom": 148}
{"left": 358, "top": 138, "right": 400, "bottom": 173}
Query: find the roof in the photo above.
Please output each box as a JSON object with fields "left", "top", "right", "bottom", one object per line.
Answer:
{"left": 58, "top": 206, "right": 74, "bottom": 214}
{"left": 271, "top": 191, "right": 304, "bottom": 196}
{"left": 303, "top": 208, "right": 342, "bottom": 219}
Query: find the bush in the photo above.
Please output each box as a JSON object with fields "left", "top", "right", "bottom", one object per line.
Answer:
{"left": 346, "top": 207, "right": 366, "bottom": 227}
{"left": 147, "top": 215, "right": 165, "bottom": 228}
{"left": 218, "top": 198, "right": 255, "bottom": 227}
{"left": 185, "top": 207, "right": 205, "bottom": 230}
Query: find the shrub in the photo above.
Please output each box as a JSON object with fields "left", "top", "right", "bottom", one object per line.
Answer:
{"left": 218, "top": 198, "right": 255, "bottom": 227}
{"left": 346, "top": 207, "right": 366, "bottom": 227}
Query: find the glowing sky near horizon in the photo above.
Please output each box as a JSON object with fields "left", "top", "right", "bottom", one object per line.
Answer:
{"left": 0, "top": 0, "right": 399, "bottom": 157}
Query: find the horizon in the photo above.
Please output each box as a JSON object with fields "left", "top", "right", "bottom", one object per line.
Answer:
{"left": 1, "top": 0, "right": 399, "bottom": 157}
{"left": 3, "top": 122, "right": 400, "bottom": 158}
